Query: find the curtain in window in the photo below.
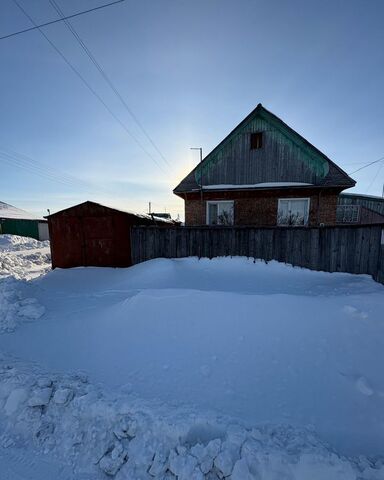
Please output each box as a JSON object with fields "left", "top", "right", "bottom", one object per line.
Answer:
{"left": 208, "top": 202, "right": 234, "bottom": 225}
{"left": 208, "top": 203, "right": 218, "bottom": 225}
{"left": 278, "top": 199, "right": 309, "bottom": 226}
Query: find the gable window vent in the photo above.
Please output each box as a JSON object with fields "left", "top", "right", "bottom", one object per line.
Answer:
{"left": 250, "top": 132, "right": 263, "bottom": 150}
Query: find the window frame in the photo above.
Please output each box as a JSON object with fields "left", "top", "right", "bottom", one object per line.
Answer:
{"left": 250, "top": 132, "right": 263, "bottom": 150}
{"left": 206, "top": 200, "right": 234, "bottom": 226}
{"left": 277, "top": 198, "right": 310, "bottom": 227}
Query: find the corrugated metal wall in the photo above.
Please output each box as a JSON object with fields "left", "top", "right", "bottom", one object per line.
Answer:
{"left": 0, "top": 219, "right": 40, "bottom": 239}
{"left": 338, "top": 194, "right": 384, "bottom": 216}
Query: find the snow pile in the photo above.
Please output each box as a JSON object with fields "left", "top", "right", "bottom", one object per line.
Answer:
{"left": 0, "top": 234, "right": 50, "bottom": 280}
{"left": 0, "top": 250, "right": 51, "bottom": 279}
{"left": 0, "top": 235, "right": 49, "bottom": 331}
{"left": 0, "top": 234, "right": 49, "bottom": 252}
{"left": 0, "top": 357, "right": 381, "bottom": 480}
{"left": 1, "top": 249, "right": 384, "bottom": 478}
{"left": 0, "top": 278, "right": 45, "bottom": 332}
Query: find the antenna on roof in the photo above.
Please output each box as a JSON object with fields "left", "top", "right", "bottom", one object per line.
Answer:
{"left": 191, "top": 147, "right": 204, "bottom": 215}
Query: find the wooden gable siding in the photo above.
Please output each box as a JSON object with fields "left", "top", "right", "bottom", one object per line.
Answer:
{"left": 174, "top": 105, "right": 355, "bottom": 194}
{"left": 195, "top": 115, "right": 329, "bottom": 187}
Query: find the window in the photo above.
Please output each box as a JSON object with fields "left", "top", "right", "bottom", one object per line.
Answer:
{"left": 207, "top": 201, "right": 234, "bottom": 225}
{"left": 336, "top": 205, "right": 360, "bottom": 223}
{"left": 250, "top": 132, "right": 263, "bottom": 150}
{"left": 277, "top": 198, "right": 310, "bottom": 226}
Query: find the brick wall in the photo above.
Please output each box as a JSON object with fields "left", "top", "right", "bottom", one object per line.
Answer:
{"left": 183, "top": 189, "right": 341, "bottom": 226}
{"left": 317, "top": 192, "right": 338, "bottom": 224}
{"left": 185, "top": 198, "right": 205, "bottom": 225}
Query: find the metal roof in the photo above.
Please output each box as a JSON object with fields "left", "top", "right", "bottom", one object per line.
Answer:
{"left": 46, "top": 201, "right": 175, "bottom": 224}
{"left": 0, "top": 201, "right": 44, "bottom": 221}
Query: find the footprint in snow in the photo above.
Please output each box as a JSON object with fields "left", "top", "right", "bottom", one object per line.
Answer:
{"left": 355, "top": 376, "right": 374, "bottom": 396}
{"left": 200, "top": 365, "right": 211, "bottom": 377}
{"left": 339, "top": 371, "right": 375, "bottom": 396}
{"left": 342, "top": 305, "right": 368, "bottom": 320}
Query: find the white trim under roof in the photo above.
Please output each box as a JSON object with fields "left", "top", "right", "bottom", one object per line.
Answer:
{"left": 202, "top": 182, "right": 313, "bottom": 191}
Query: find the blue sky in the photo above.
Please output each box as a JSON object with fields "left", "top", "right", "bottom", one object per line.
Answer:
{"left": 0, "top": 0, "right": 383, "bottom": 219}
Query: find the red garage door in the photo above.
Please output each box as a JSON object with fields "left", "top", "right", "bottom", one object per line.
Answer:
{"left": 82, "top": 216, "right": 115, "bottom": 267}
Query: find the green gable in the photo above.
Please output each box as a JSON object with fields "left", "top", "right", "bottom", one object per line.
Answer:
{"left": 174, "top": 104, "right": 355, "bottom": 194}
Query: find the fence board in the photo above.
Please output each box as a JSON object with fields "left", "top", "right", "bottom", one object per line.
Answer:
{"left": 131, "top": 225, "right": 384, "bottom": 284}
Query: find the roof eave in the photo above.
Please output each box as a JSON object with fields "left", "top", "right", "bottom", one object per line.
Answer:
{"left": 174, "top": 184, "right": 353, "bottom": 195}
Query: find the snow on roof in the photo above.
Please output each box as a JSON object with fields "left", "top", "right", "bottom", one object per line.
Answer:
{"left": 340, "top": 192, "right": 384, "bottom": 201}
{"left": 201, "top": 182, "right": 313, "bottom": 190}
{"left": 0, "top": 201, "right": 44, "bottom": 221}
{"left": 92, "top": 203, "right": 175, "bottom": 224}
{"left": 48, "top": 201, "right": 175, "bottom": 224}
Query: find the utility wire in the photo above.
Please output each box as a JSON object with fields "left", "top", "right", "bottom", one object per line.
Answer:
{"left": 0, "top": 146, "right": 111, "bottom": 193}
{"left": 1, "top": 0, "right": 125, "bottom": 41}
{"left": 0, "top": 153, "right": 93, "bottom": 191}
{"left": 12, "top": 0, "right": 168, "bottom": 175}
{"left": 365, "top": 162, "right": 384, "bottom": 193}
{"left": 0, "top": 148, "right": 113, "bottom": 196}
{"left": 348, "top": 155, "right": 384, "bottom": 175}
{"left": 48, "top": 0, "right": 170, "bottom": 168}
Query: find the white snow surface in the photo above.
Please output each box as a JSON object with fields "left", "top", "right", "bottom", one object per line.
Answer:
{"left": 1, "top": 234, "right": 384, "bottom": 479}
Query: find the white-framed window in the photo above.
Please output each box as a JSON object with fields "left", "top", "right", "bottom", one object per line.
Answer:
{"left": 206, "top": 201, "right": 234, "bottom": 225}
{"left": 277, "top": 198, "right": 310, "bottom": 226}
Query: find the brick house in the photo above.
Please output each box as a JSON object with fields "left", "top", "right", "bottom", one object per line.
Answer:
{"left": 173, "top": 104, "right": 356, "bottom": 227}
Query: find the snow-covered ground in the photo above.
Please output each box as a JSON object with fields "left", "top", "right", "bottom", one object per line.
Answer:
{"left": 1, "top": 234, "right": 384, "bottom": 479}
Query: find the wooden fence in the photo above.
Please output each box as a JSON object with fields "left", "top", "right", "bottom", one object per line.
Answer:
{"left": 131, "top": 225, "right": 384, "bottom": 284}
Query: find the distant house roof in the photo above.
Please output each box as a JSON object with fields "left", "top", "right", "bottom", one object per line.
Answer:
{"left": 174, "top": 104, "right": 356, "bottom": 194}
{"left": 0, "top": 201, "right": 44, "bottom": 221}
{"left": 151, "top": 212, "right": 172, "bottom": 219}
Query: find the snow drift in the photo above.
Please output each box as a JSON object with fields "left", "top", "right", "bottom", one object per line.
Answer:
{"left": 1, "top": 235, "right": 384, "bottom": 478}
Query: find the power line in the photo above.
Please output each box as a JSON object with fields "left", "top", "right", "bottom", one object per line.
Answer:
{"left": 348, "top": 155, "right": 384, "bottom": 175}
{"left": 0, "top": 147, "right": 113, "bottom": 196}
{"left": 0, "top": 146, "right": 110, "bottom": 193}
{"left": 365, "top": 162, "right": 384, "bottom": 193}
{"left": 1, "top": 0, "right": 125, "bottom": 41}
{"left": 48, "top": 0, "right": 170, "bottom": 168}
{"left": 12, "top": 0, "right": 168, "bottom": 175}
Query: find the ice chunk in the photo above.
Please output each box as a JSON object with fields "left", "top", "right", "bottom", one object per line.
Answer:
{"left": 37, "top": 377, "right": 53, "bottom": 388}
{"left": 28, "top": 387, "right": 52, "bottom": 407}
{"left": 214, "top": 448, "right": 237, "bottom": 477}
{"left": 4, "top": 388, "right": 28, "bottom": 415}
{"left": 53, "top": 388, "right": 73, "bottom": 405}
{"left": 99, "top": 443, "right": 126, "bottom": 476}
{"left": 232, "top": 458, "right": 258, "bottom": 480}
{"left": 169, "top": 448, "right": 198, "bottom": 478}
